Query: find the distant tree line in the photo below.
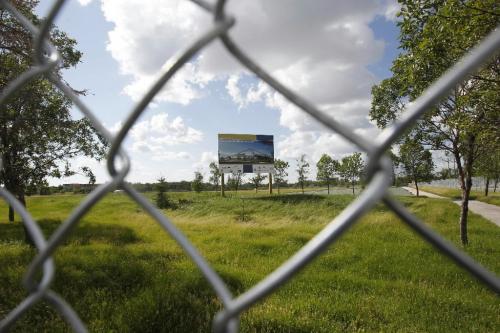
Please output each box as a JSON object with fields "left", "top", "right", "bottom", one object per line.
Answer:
{"left": 26, "top": 148, "right": 499, "bottom": 200}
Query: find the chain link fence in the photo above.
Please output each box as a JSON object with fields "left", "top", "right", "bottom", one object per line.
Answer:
{"left": 0, "top": 0, "right": 499, "bottom": 332}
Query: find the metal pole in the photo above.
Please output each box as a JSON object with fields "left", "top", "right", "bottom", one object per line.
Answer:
{"left": 221, "top": 172, "right": 225, "bottom": 197}
{"left": 268, "top": 173, "right": 272, "bottom": 195}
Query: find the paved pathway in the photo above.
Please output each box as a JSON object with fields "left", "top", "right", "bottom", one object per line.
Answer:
{"left": 402, "top": 187, "right": 444, "bottom": 199}
{"left": 306, "top": 187, "right": 413, "bottom": 197}
{"left": 401, "top": 187, "right": 500, "bottom": 227}
{"left": 452, "top": 200, "right": 500, "bottom": 227}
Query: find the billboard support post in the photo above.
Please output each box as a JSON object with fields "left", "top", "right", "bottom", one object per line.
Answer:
{"left": 268, "top": 173, "right": 272, "bottom": 195}
{"left": 218, "top": 134, "right": 275, "bottom": 197}
{"left": 220, "top": 173, "right": 225, "bottom": 197}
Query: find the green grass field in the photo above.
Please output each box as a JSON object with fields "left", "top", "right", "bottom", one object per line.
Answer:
{"left": 420, "top": 186, "right": 500, "bottom": 206}
{"left": 0, "top": 192, "right": 499, "bottom": 332}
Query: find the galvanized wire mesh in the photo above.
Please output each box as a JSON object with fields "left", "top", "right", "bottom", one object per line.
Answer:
{"left": 0, "top": 0, "right": 499, "bottom": 332}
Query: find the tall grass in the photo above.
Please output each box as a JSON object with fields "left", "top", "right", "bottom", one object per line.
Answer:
{"left": 0, "top": 192, "right": 498, "bottom": 332}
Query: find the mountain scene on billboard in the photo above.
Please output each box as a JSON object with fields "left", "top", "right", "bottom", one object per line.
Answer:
{"left": 219, "top": 148, "right": 274, "bottom": 164}
{"left": 218, "top": 134, "right": 274, "bottom": 164}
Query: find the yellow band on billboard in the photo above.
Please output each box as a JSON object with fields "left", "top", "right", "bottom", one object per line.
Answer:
{"left": 218, "top": 134, "right": 257, "bottom": 141}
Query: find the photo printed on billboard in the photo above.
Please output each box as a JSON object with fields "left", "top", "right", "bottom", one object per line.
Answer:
{"left": 218, "top": 134, "right": 274, "bottom": 165}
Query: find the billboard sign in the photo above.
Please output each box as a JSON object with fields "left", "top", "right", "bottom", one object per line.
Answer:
{"left": 218, "top": 134, "right": 274, "bottom": 164}
{"left": 252, "top": 164, "right": 275, "bottom": 173}
{"left": 218, "top": 134, "right": 274, "bottom": 173}
{"left": 219, "top": 164, "right": 243, "bottom": 174}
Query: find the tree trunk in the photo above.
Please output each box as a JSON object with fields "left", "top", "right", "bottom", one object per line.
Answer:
{"left": 414, "top": 179, "right": 419, "bottom": 197}
{"left": 327, "top": 182, "right": 330, "bottom": 195}
{"left": 18, "top": 193, "right": 35, "bottom": 247}
{"left": 5, "top": 178, "right": 16, "bottom": 222}
{"left": 5, "top": 180, "right": 16, "bottom": 222}
{"left": 453, "top": 150, "right": 468, "bottom": 245}
{"left": 494, "top": 178, "right": 498, "bottom": 192}
{"left": 351, "top": 178, "right": 355, "bottom": 195}
{"left": 3, "top": 154, "right": 16, "bottom": 223}
{"left": 460, "top": 180, "right": 471, "bottom": 246}
{"left": 9, "top": 205, "right": 14, "bottom": 222}
{"left": 391, "top": 163, "right": 396, "bottom": 186}
{"left": 484, "top": 177, "right": 489, "bottom": 196}
{"left": 455, "top": 135, "right": 477, "bottom": 247}
{"left": 301, "top": 182, "right": 304, "bottom": 194}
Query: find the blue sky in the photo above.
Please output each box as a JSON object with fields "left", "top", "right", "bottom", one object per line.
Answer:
{"left": 36, "top": 0, "right": 401, "bottom": 185}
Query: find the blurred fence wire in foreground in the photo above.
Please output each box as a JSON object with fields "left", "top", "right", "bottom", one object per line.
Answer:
{"left": 0, "top": 0, "right": 499, "bottom": 332}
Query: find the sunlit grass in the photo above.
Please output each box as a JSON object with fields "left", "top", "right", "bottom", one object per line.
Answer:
{"left": 0, "top": 192, "right": 498, "bottom": 332}
{"left": 420, "top": 186, "right": 500, "bottom": 206}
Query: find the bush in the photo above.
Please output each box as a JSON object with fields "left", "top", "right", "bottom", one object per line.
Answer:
{"left": 191, "top": 172, "right": 203, "bottom": 193}
{"left": 155, "top": 177, "right": 173, "bottom": 209}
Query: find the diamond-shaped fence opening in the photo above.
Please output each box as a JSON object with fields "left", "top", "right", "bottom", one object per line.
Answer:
{"left": 0, "top": 0, "right": 499, "bottom": 332}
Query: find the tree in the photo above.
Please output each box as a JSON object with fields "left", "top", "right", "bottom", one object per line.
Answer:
{"left": 191, "top": 171, "right": 204, "bottom": 193}
{"left": 208, "top": 162, "right": 221, "bottom": 191}
{"left": 81, "top": 166, "right": 96, "bottom": 185}
{"left": 316, "top": 154, "right": 338, "bottom": 194}
{"left": 398, "top": 138, "right": 434, "bottom": 197}
{"left": 273, "top": 159, "right": 289, "bottom": 194}
{"left": 250, "top": 173, "right": 266, "bottom": 193}
{"left": 440, "top": 151, "right": 458, "bottom": 179}
{"left": 474, "top": 140, "right": 500, "bottom": 196}
{"left": 227, "top": 172, "right": 242, "bottom": 193}
{"left": 369, "top": 0, "right": 499, "bottom": 245}
{"left": 387, "top": 150, "right": 399, "bottom": 186}
{"left": 1, "top": 1, "right": 106, "bottom": 225}
{"left": 296, "top": 154, "right": 309, "bottom": 194}
{"left": 339, "top": 153, "right": 364, "bottom": 195}
{"left": 438, "top": 168, "right": 457, "bottom": 180}
{"left": 155, "top": 177, "right": 169, "bottom": 209}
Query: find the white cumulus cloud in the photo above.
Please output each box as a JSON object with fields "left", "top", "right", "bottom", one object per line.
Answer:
{"left": 192, "top": 151, "right": 218, "bottom": 173}
{"left": 130, "top": 112, "right": 202, "bottom": 149}
{"left": 151, "top": 151, "right": 192, "bottom": 161}
{"left": 77, "top": 0, "right": 93, "bottom": 6}
{"left": 101, "top": 0, "right": 212, "bottom": 105}
{"left": 200, "top": 151, "right": 217, "bottom": 164}
{"left": 98, "top": 0, "right": 398, "bottom": 179}
{"left": 106, "top": 112, "right": 204, "bottom": 164}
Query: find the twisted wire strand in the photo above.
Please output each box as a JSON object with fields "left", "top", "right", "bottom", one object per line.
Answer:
{"left": 0, "top": 0, "right": 499, "bottom": 332}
